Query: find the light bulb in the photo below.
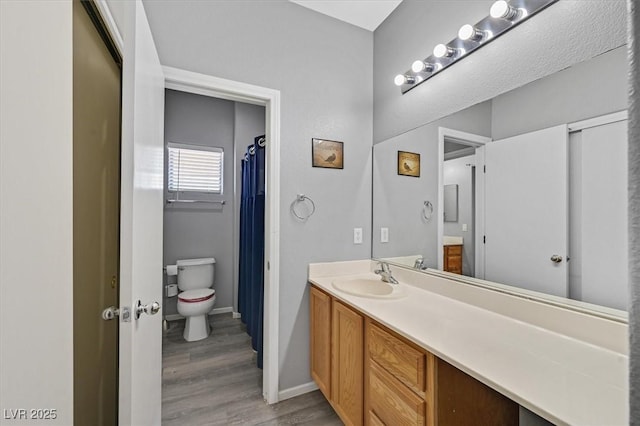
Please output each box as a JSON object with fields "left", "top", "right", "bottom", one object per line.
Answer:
{"left": 394, "top": 74, "right": 415, "bottom": 86}
{"left": 458, "top": 24, "right": 485, "bottom": 41}
{"left": 490, "top": 0, "right": 520, "bottom": 20}
{"left": 433, "top": 44, "right": 456, "bottom": 58}
{"left": 411, "top": 60, "right": 435, "bottom": 73}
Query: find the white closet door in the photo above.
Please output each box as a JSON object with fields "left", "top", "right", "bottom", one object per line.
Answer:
{"left": 484, "top": 125, "right": 569, "bottom": 297}
{"left": 580, "top": 120, "right": 628, "bottom": 310}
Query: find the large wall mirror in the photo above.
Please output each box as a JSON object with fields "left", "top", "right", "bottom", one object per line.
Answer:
{"left": 372, "top": 5, "right": 628, "bottom": 319}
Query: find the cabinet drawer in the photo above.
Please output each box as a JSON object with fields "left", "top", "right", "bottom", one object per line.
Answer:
{"left": 368, "top": 322, "right": 426, "bottom": 395}
{"left": 445, "top": 245, "right": 462, "bottom": 255}
{"left": 369, "top": 361, "right": 425, "bottom": 426}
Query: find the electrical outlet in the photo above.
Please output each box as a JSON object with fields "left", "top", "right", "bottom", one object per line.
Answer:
{"left": 381, "top": 227, "right": 389, "bottom": 243}
{"left": 462, "top": 223, "right": 468, "bottom": 232}
{"left": 353, "top": 228, "right": 363, "bottom": 244}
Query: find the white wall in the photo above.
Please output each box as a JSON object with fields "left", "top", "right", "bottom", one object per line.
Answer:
{"left": 0, "top": 2, "right": 74, "bottom": 424}
{"left": 143, "top": 0, "right": 373, "bottom": 391}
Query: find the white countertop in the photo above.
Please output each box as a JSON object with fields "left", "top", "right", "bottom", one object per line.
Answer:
{"left": 308, "top": 260, "right": 628, "bottom": 425}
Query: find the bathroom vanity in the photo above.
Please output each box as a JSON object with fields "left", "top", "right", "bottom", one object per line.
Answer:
{"left": 308, "top": 260, "right": 628, "bottom": 425}
{"left": 310, "top": 285, "right": 516, "bottom": 425}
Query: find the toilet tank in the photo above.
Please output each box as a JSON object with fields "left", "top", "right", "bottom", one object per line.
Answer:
{"left": 176, "top": 257, "right": 215, "bottom": 291}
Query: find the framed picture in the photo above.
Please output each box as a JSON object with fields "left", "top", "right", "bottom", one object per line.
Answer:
{"left": 398, "top": 151, "right": 420, "bottom": 177}
{"left": 312, "top": 138, "right": 344, "bottom": 169}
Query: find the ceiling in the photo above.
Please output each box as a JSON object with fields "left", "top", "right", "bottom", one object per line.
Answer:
{"left": 289, "top": 0, "right": 403, "bottom": 32}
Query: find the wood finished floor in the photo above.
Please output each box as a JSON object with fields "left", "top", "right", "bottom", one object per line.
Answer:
{"left": 162, "top": 314, "right": 342, "bottom": 425}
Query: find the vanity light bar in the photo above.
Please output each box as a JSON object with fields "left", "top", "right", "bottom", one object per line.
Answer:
{"left": 396, "top": 0, "right": 558, "bottom": 94}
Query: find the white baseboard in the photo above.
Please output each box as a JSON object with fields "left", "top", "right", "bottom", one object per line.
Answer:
{"left": 164, "top": 306, "right": 233, "bottom": 322}
{"left": 212, "top": 306, "right": 233, "bottom": 315}
{"left": 164, "top": 314, "right": 182, "bottom": 322}
{"left": 232, "top": 311, "right": 242, "bottom": 319}
{"left": 277, "top": 381, "right": 319, "bottom": 402}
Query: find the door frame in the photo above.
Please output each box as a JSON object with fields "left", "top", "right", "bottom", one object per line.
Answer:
{"left": 163, "top": 67, "right": 281, "bottom": 404}
{"left": 92, "top": 0, "right": 282, "bottom": 407}
{"left": 437, "top": 127, "right": 491, "bottom": 277}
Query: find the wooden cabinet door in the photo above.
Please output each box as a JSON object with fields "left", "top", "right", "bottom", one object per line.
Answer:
{"left": 310, "top": 286, "right": 332, "bottom": 399}
{"left": 332, "top": 301, "right": 364, "bottom": 426}
{"left": 444, "top": 245, "right": 463, "bottom": 274}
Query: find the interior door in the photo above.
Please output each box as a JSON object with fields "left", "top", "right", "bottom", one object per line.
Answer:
{"left": 484, "top": 125, "right": 569, "bottom": 297}
{"left": 118, "top": 1, "right": 165, "bottom": 424}
{"left": 73, "top": 1, "right": 121, "bottom": 424}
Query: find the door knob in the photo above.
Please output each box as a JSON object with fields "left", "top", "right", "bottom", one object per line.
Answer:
{"left": 135, "top": 300, "right": 161, "bottom": 320}
{"left": 102, "top": 306, "right": 120, "bottom": 321}
{"left": 550, "top": 255, "right": 563, "bottom": 263}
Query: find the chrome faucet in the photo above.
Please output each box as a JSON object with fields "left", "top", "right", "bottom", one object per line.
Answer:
{"left": 375, "top": 262, "right": 399, "bottom": 284}
{"left": 414, "top": 257, "right": 428, "bottom": 270}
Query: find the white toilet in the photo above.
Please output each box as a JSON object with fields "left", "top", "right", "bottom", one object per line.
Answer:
{"left": 175, "top": 257, "right": 216, "bottom": 342}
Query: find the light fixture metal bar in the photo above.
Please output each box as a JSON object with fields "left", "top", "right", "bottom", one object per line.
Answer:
{"left": 399, "top": 0, "right": 558, "bottom": 94}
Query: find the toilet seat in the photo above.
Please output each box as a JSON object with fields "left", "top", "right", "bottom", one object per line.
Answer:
{"left": 178, "top": 288, "right": 215, "bottom": 303}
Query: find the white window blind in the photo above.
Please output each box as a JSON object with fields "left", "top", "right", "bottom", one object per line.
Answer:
{"left": 168, "top": 144, "right": 223, "bottom": 194}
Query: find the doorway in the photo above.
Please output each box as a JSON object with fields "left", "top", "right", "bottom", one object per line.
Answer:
{"left": 437, "top": 128, "right": 490, "bottom": 277}
{"left": 160, "top": 89, "right": 266, "bottom": 377}
{"left": 72, "top": 0, "right": 122, "bottom": 424}
{"left": 161, "top": 67, "right": 282, "bottom": 406}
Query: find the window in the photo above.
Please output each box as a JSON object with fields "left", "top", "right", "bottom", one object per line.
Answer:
{"left": 167, "top": 143, "right": 223, "bottom": 194}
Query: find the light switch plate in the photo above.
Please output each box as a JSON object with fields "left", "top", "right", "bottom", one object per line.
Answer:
{"left": 462, "top": 224, "right": 468, "bottom": 232}
{"left": 353, "top": 228, "right": 363, "bottom": 244}
{"left": 381, "top": 227, "right": 389, "bottom": 243}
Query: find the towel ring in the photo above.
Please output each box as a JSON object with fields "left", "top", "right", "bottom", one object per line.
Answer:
{"left": 291, "top": 194, "right": 316, "bottom": 221}
{"left": 422, "top": 200, "right": 433, "bottom": 222}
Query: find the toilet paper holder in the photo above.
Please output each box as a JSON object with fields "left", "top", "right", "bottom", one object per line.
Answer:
{"left": 166, "top": 284, "right": 178, "bottom": 298}
{"left": 164, "top": 264, "right": 178, "bottom": 276}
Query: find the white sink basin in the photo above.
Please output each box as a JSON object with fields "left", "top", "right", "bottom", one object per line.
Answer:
{"left": 443, "top": 235, "right": 463, "bottom": 246}
{"left": 332, "top": 277, "right": 406, "bottom": 299}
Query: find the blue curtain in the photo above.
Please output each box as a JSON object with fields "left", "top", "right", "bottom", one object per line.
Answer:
{"left": 238, "top": 135, "right": 265, "bottom": 368}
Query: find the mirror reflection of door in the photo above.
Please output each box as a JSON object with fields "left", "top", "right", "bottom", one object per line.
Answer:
{"left": 569, "top": 118, "right": 628, "bottom": 311}
{"left": 481, "top": 117, "right": 628, "bottom": 309}
{"left": 484, "top": 125, "right": 569, "bottom": 297}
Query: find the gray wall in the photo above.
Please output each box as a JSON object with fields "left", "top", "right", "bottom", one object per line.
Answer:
{"left": 144, "top": 0, "right": 373, "bottom": 391}
{"left": 629, "top": 3, "right": 639, "bottom": 421}
{"left": 163, "top": 89, "right": 236, "bottom": 315}
{"left": 443, "top": 155, "right": 475, "bottom": 277}
{"left": 372, "top": 101, "right": 492, "bottom": 265}
{"left": 492, "top": 46, "right": 628, "bottom": 139}
{"left": 373, "top": 0, "right": 627, "bottom": 143}
{"left": 233, "top": 102, "right": 266, "bottom": 312}
{"left": 629, "top": 1, "right": 640, "bottom": 426}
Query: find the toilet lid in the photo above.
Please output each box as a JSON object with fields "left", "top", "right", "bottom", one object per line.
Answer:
{"left": 178, "top": 288, "right": 215, "bottom": 303}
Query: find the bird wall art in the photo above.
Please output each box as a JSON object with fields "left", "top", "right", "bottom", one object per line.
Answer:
{"left": 398, "top": 151, "right": 420, "bottom": 177}
{"left": 312, "top": 138, "right": 344, "bottom": 169}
